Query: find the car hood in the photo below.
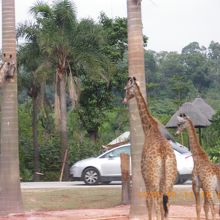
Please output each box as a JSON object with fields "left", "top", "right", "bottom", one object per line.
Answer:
{"left": 73, "top": 157, "right": 97, "bottom": 166}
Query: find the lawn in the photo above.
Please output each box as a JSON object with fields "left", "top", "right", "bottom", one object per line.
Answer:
{"left": 22, "top": 186, "right": 219, "bottom": 211}
{"left": 22, "top": 187, "right": 122, "bottom": 211}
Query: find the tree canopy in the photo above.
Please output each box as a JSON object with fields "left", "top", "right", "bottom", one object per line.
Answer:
{"left": 16, "top": 1, "right": 220, "bottom": 181}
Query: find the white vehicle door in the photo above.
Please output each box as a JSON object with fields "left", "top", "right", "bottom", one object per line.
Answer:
{"left": 99, "top": 145, "right": 130, "bottom": 176}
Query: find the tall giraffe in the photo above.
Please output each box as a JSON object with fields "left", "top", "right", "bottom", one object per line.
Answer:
{"left": 123, "top": 77, "right": 177, "bottom": 220}
{"left": 176, "top": 114, "right": 220, "bottom": 220}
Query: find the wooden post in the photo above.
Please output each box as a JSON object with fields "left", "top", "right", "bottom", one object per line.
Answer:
{"left": 198, "top": 127, "right": 202, "bottom": 145}
{"left": 120, "top": 153, "right": 131, "bottom": 205}
{"left": 59, "top": 148, "right": 68, "bottom": 182}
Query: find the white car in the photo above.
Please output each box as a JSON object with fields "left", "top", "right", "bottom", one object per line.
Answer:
{"left": 70, "top": 141, "right": 193, "bottom": 185}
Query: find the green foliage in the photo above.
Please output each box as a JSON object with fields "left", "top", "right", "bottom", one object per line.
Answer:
{"left": 17, "top": 3, "right": 220, "bottom": 179}
{"left": 19, "top": 102, "right": 33, "bottom": 181}
{"left": 19, "top": 102, "right": 61, "bottom": 181}
{"left": 197, "top": 110, "right": 220, "bottom": 162}
{"left": 39, "top": 134, "right": 60, "bottom": 181}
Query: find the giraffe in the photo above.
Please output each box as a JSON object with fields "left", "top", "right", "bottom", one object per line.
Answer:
{"left": 123, "top": 77, "right": 177, "bottom": 220}
{"left": 0, "top": 53, "right": 16, "bottom": 85}
{"left": 176, "top": 113, "right": 220, "bottom": 220}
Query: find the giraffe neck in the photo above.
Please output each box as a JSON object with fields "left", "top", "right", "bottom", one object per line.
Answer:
{"left": 134, "top": 84, "right": 158, "bottom": 135}
{"left": 186, "top": 120, "right": 209, "bottom": 160}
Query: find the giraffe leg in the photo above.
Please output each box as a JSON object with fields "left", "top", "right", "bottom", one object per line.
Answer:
{"left": 154, "top": 195, "right": 162, "bottom": 220}
{"left": 216, "top": 189, "right": 220, "bottom": 215}
{"left": 159, "top": 194, "right": 166, "bottom": 220}
{"left": 204, "top": 191, "right": 216, "bottom": 220}
{"left": 192, "top": 180, "right": 201, "bottom": 220}
{"left": 146, "top": 196, "right": 153, "bottom": 220}
{"left": 203, "top": 192, "right": 209, "bottom": 220}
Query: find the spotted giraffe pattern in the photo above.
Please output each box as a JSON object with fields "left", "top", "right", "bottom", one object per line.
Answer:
{"left": 124, "top": 77, "right": 177, "bottom": 220}
{"left": 176, "top": 115, "right": 220, "bottom": 220}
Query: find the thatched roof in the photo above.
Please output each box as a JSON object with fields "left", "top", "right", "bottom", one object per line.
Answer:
{"left": 103, "top": 125, "right": 175, "bottom": 151}
{"left": 166, "top": 102, "right": 211, "bottom": 128}
{"left": 192, "top": 97, "right": 215, "bottom": 120}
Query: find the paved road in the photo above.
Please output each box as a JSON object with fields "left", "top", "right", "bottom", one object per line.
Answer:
{"left": 21, "top": 181, "right": 122, "bottom": 189}
{"left": 21, "top": 181, "right": 192, "bottom": 189}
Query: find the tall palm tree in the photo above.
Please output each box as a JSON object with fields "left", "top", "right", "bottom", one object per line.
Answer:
{"left": 0, "top": 0, "right": 23, "bottom": 215}
{"left": 127, "top": 0, "right": 147, "bottom": 218}
{"left": 30, "top": 0, "right": 78, "bottom": 180}
{"left": 17, "top": 22, "right": 50, "bottom": 181}
{"left": 30, "top": 0, "right": 107, "bottom": 180}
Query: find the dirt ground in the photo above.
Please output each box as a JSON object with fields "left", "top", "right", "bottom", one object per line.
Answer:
{"left": 0, "top": 205, "right": 219, "bottom": 220}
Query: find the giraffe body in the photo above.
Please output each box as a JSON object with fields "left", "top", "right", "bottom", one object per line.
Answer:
{"left": 176, "top": 115, "right": 220, "bottom": 220}
{"left": 124, "top": 77, "right": 177, "bottom": 220}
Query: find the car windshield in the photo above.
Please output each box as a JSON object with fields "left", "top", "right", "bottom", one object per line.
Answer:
{"left": 100, "top": 145, "right": 131, "bottom": 158}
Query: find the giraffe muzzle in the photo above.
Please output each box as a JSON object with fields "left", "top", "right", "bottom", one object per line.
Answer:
{"left": 122, "top": 98, "right": 128, "bottom": 104}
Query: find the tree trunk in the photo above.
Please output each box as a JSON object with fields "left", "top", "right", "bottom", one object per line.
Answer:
{"left": 0, "top": 0, "right": 23, "bottom": 215}
{"left": 59, "top": 75, "right": 69, "bottom": 181}
{"left": 32, "top": 95, "right": 40, "bottom": 181}
{"left": 127, "top": 0, "right": 147, "bottom": 218}
{"left": 88, "top": 130, "right": 98, "bottom": 144}
{"left": 54, "top": 73, "right": 61, "bottom": 131}
{"left": 120, "top": 153, "right": 130, "bottom": 205}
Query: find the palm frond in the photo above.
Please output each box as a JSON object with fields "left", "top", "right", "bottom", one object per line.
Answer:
{"left": 30, "top": 1, "right": 52, "bottom": 19}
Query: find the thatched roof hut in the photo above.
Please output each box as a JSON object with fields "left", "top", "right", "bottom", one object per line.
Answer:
{"left": 103, "top": 124, "right": 175, "bottom": 151}
{"left": 166, "top": 102, "right": 211, "bottom": 128}
{"left": 192, "top": 97, "right": 215, "bottom": 120}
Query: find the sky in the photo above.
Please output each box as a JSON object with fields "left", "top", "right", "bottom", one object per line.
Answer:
{"left": 1, "top": 0, "right": 220, "bottom": 52}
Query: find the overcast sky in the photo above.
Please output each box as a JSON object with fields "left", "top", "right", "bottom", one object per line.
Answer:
{"left": 1, "top": 0, "right": 220, "bottom": 52}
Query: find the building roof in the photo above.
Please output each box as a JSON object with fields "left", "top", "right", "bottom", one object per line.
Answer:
{"left": 166, "top": 102, "right": 211, "bottom": 128}
{"left": 192, "top": 97, "right": 215, "bottom": 120}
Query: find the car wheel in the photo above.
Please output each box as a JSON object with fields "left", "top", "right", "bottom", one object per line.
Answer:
{"left": 82, "top": 167, "right": 100, "bottom": 185}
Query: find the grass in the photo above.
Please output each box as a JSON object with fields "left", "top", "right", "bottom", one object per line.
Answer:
{"left": 22, "top": 186, "right": 219, "bottom": 212}
{"left": 22, "top": 187, "right": 122, "bottom": 211}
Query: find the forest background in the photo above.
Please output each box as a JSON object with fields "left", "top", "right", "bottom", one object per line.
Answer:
{"left": 14, "top": 1, "right": 220, "bottom": 181}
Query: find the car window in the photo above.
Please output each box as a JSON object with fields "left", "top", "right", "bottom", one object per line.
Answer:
{"left": 101, "top": 145, "right": 131, "bottom": 158}
{"left": 172, "top": 143, "right": 190, "bottom": 154}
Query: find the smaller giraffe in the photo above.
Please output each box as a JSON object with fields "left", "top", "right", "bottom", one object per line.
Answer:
{"left": 0, "top": 53, "right": 16, "bottom": 85}
{"left": 176, "top": 114, "right": 220, "bottom": 220}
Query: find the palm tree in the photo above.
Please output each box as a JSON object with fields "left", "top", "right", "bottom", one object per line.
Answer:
{"left": 127, "top": 0, "right": 147, "bottom": 218}
{"left": 0, "top": 0, "right": 23, "bottom": 215}
{"left": 17, "top": 22, "right": 50, "bottom": 181}
{"left": 29, "top": 0, "right": 78, "bottom": 180}
{"left": 30, "top": 0, "right": 107, "bottom": 180}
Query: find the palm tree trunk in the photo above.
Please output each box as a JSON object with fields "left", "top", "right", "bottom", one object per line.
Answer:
{"left": 59, "top": 75, "right": 69, "bottom": 181}
{"left": 127, "top": 0, "right": 147, "bottom": 218}
{"left": 32, "top": 95, "right": 40, "bottom": 181}
{"left": 0, "top": 0, "right": 23, "bottom": 215}
{"left": 55, "top": 73, "right": 61, "bottom": 131}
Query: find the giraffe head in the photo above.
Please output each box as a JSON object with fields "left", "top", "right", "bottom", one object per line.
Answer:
{"left": 0, "top": 54, "right": 16, "bottom": 84}
{"left": 176, "top": 113, "right": 190, "bottom": 135}
{"left": 123, "top": 76, "right": 139, "bottom": 104}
